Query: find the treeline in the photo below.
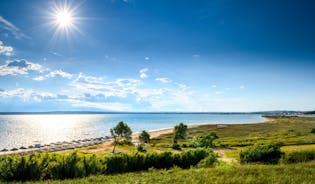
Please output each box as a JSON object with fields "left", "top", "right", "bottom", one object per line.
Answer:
{"left": 0, "top": 148, "right": 215, "bottom": 182}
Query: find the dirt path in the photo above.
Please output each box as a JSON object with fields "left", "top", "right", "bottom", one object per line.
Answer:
{"left": 214, "top": 148, "right": 237, "bottom": 164}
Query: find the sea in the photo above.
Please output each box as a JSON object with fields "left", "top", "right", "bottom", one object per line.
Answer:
{"left": 0, "top": 113, "right": 265, "bottom": 149}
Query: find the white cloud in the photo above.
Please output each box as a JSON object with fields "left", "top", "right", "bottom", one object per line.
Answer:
{"left": 0, "top": 88, "right": 26, "bottom": 97}
{"left": 0, "top": 88, "right": 56, "bottom": 102}
{"left": 32, "top": 70, "right": 73, "bottom": 81}
{"left": 0, "top": 40, "right": 13, "bottom": 56}
{"left": 0, "top": 59, "right": 42, "bottom": 76}
{"left": 46, "top": 69, "right": 72, "bottom": 79}
{"left": 139, "top": 68, "right": 148, "bottom": 78}
{"left": 240, "top": 85, "right": 245, "bottom": 89}
{"left": 211, "top": 85, "right": 217, "bottom": 88}
{"left": 215, "top": 91, "right": 223, "bottom": 95}
{"left": 64, "top": 99, "right": 131, "bottom": 111}
{"left": 175, "top": 83, "right": 188, "bottom": 90}
{"left": 144, "top": 57, "right": 150, "bottom": 61}
{"left": 71, "top": 73, "right": 142, "bottom": 98}
{"left": 0, "top": 16, "right": 29, "bottom": 39}
{"left": 0, "top": 86, "right": 131, "bottom": 111}
{"left": 33, "top": 76, "right": 45, "bottom": 81}
{"left": 155, "top": 77, "right": 172, "bottom": 83}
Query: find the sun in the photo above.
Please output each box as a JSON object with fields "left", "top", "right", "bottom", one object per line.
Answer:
{"left": 46, "top": 1, "right": 84, "bottom": 42}
{"left": 49, "top": 2, "right": 80, "bottom": 34}
{"left": 55, "top": 10, "right": 73, "bottom": 28}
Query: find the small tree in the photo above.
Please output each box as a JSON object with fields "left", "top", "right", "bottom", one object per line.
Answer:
{"left": 194, "top": 132, "right": 218, "bottom": 148}
{"left": 110, "top": 121, "right": 133, "bottom": 153}
{"left": 173, "top": 122, "right": 188, "bottom": 143}
{"left": 139, "top": 130, "right": 150, "bottom": 144}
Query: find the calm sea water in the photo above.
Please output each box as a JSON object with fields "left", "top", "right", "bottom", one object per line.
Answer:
{"left": 0, "top": 113, "right": 265, "bottom": 149}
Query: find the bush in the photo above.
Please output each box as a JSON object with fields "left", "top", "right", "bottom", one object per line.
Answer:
{"left": 193, "top": 132, "right": 218, "bottom": 148}
{"left": 139, "top": 130, "right": 150, "bottom": 144}
{"left": 282, "top": 150, "right": 315, "bottom": 163}
{"left": 196, "top": 152, "right": 218, "bottom": 168}
{"left": 311, "top": 128, "right": 315, "bottom": 134}
{"left": 172, "top": 143, "right": 181, "bottom": 150}
{"left": 240, "top": 143, "right": 283, "bottom": 164}
{"left": 0, "top": 149, "right": 213, "bottom": 181}
{"left": 173, "top": 123, "right": 188, "bottom": 143}
{"left": 137, "top": 144, "right": 147, "bottom": 152}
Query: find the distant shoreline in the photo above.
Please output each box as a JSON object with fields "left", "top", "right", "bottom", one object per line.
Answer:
{"left": 0, "top": 111, "right": 265, "bottom": 115}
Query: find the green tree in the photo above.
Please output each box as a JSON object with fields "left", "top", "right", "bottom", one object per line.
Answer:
{"left": 194, "top": 132, "right": 218, "bottom": 148}
{"left": 173, "top": 123, "right": 188, "bottom": 143}
{"left": 110, "top": 121, "right": 133, "bottom": 153}
{"left": 139, "top": 130, "right": 150, "bottom": 144}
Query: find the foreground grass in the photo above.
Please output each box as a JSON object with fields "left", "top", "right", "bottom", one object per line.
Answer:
{"left": 18, "top": 161, "right": 315, "bottom": 184}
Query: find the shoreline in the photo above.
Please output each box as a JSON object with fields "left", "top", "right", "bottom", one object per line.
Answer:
{"left": 0, "top": 117, "right": 269, "bottom": 156}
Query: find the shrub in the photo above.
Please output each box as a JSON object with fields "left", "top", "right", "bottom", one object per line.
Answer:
{"left": 139, "top": 130, "right": 150, "bottom": 144}
{"left": 137, "top": 144, "right": 147, "bottom": 152}
{"left": 173, "top": 123, "right": 188, "bottom": 143}
{"left": 0, "top": 149, "right": 213, "bottom": 181}
{"left": 311, "top": 128, "right": 315, "bottom": 134}
{"left": 172, "top": 143, "right": 181, "bottom": 150}
{"left": 196, "top": 152, "right": 218, "bottom": 168}
{"left": 193, "top": 132, "right": 218, "bottom": 148}
{"left": 282, "top": 150, "right": 315, "bottom": 163}
{"left": 240, "top": 143, "right": 283, "bottom": 164}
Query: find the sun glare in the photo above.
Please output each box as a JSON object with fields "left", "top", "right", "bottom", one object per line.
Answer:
{"left": 55, "top": 10, "right": 72, "bottom": 28}
{"left": 48, "top": 2, "right": 81, "bottom": 36}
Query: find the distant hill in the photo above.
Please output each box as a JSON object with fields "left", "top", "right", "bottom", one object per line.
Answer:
{"left": 304, "top": 111, "right": 315, "bottom": 115}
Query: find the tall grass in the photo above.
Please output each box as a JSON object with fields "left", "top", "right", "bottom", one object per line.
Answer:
{"left": 22, "top": 161, "right": 315, "bottom": 184}
{"left": 282, "top": 149, "right": 315, "bottom": 163}
{"left": 0, "top": 148, "right": 214, "bottom": 182}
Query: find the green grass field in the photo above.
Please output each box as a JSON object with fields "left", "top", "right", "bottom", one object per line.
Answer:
{"left": 151, "top": 117, "right": 315, "bottom": 147}
{"left": 18, "top": 161, "right": 315, "bottom": 184}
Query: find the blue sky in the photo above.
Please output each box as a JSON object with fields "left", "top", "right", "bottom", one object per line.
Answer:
{"left": 0, "top": 0, "right": 314, "bottom": 112}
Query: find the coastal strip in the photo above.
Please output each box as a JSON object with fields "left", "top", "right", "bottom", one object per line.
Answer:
{"left": 0, "top": 118, "right": 269, "bottom": 156}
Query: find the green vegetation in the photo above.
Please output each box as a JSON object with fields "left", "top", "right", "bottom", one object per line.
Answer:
{"left": 240, "top": 143, "right": 283, "bottom": 164}
{"left": 191, "top": 132, "right": 218, "bottom": 148}
{"left": 172, "top": 123, "right": 188, "bottom": 150}
{"left": 139, "top": 130, "right": 150, "bottom": 144}
{"left": 151, "top": 117, "right": 315, "bottom": 147}
{"left": 0, "top": 148, "right": 213, "bottom": 182}
{"left": 173, "top": 123, "right": 188, "bottom": 143}
{"left": 136, "top": 144, "right": 146, "bottom": 152}
{"left": 110, "top": 121, "right": 132, "bottom": 153}
{"left": 282, "top": 149, "right": 315, "bottom": 163}
{"left": 20, "top": 161, "right": 315, "bottom": 184}
{"left": 1, "top": 117, "right": 315, "bottom": 183}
